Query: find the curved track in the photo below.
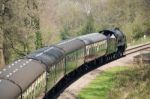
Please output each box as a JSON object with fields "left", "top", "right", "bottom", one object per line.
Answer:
{"left": 125, "top": 43, "right": 150, "bottom": 55}
{"left": 42, "top": 42, "right": 150, "bottom": 99}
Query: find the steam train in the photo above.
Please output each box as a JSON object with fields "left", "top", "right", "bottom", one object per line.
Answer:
{"left": 0, "top": 28, "right": 127, "bottom": 99}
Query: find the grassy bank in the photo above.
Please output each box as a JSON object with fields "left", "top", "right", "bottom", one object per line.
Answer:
{"left": 108, "top": 64, "right": 150, "bottom": 99}
{"left": 79, "top": 63, "right": 150, "bottom": 99}
{"left": 128, "top": 36, "right": 150, "bottom": 46}
{"left": 78, "top": 66, "right": 128, "bottom": 99}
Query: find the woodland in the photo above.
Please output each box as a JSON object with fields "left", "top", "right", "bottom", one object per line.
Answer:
{"left": 0, "top": 0, "right": 150, "bottom": 67}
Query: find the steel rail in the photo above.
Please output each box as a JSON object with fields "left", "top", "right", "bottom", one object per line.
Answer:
{"left": 125, "top": 42, "right": 150, "bottom": 55}
{"left": 126, "top": 42, "right": 150, "bottom": 51}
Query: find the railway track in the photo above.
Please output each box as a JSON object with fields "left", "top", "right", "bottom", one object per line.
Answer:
{"left": 125, "top": 42, "right": 150, "bottom": 55}
{"left": 44, "top": 42, "right": 150, "bottom": 99}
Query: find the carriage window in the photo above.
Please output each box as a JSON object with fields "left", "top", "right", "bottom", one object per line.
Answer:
{"left": 82, "top": 48, "right": 84, "bottom": 57}
{"left": 79, "top": 49, "right": 82, "bottom": 58}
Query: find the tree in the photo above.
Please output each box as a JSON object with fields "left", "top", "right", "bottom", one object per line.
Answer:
{"left": 35, "top": 31, "right": 43, "bottom": 49}
{"left": 60, "top": 25, "right": 70, "bottom": 40}
{"left": 80, "top": 14, "right": 95, "bottom": 35}
{"left": 0, "top": 0, "right": 43, "bottom": 64}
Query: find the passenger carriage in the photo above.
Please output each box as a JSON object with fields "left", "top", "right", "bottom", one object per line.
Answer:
{"left": 0, "top": 28, "right": 127, "bottom": 99}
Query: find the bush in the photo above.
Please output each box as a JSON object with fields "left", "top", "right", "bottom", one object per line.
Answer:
{"left": 35, "top": 31, "right": 43, "bottom": 49}
{"left": 60, "top": 25, "right": 70, "bottom": 40}
{"left": 80, "top": 15, "right": 96, "bottom": 35}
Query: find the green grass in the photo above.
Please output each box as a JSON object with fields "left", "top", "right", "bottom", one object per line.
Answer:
{"left": 128, "top": 36, "right": 150, "bottom": 46}
{"left": 108, "top": 63, "right": 150, "bottom": 99}
{"left": 78, "top": 66, "right": 128, "bottom": 99}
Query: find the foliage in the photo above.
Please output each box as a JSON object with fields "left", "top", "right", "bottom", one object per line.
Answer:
{"left": 80, "top": 15, "right": 95, "bottom": 35}
{"left": 1, "top": 0, "right": 150, "bottom": 65}
{"left": 0, "top": 0, "right": 43, "bottom": 64}
{"left": 60, "top": 25, "right": 70, "bottom": 40}
{"left": 42, "top": 0, "right": 150, "bottom": 42}
{"left": 35, "top": 31, "right": 43, "bottom": 49}
{"left": 129, "top": 36, "right": 150, "bottom": 46}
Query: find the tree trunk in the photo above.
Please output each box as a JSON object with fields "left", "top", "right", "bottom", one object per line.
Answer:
{"left": 0, "top": 28, "right": 5, "bottom": 68}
